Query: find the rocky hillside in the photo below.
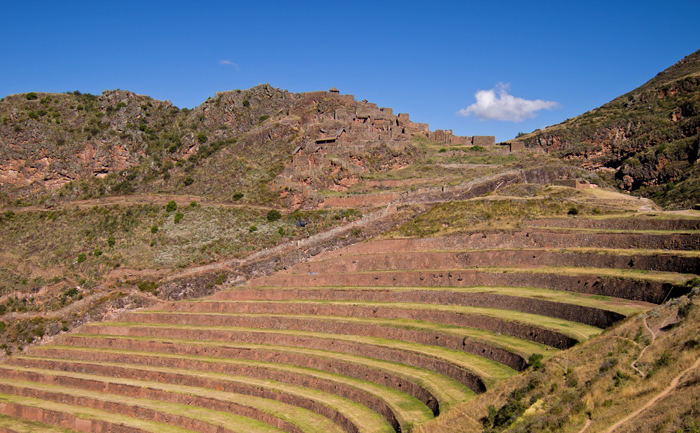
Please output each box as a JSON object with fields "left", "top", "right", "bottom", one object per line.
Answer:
{"left": 518, "top": 49, "right": 700, "bottom": 209}
{"left": 0, "top": 86, "right": 453, "bottom": 209}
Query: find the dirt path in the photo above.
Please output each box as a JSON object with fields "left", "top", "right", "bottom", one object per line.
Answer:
{"left": 631, "top": 317, "right": 656, "bottom": 377}
{"left": 605, "top": 356, "right": 700, "bottom": 433}
{"left": 578, "top": 417, "right": 592, "bottom": 433}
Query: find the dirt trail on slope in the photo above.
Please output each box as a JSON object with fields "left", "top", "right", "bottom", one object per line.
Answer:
{"left": 605, "top": 356, "right": 700, "bottom": 432}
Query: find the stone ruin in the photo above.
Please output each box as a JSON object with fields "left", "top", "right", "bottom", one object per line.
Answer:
{"left": 272, "top": 88, "right": 497, "bottom": 207}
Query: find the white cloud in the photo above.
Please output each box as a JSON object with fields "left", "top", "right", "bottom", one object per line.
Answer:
{"left": 457, "top": 83, "right": 560, "bottom": 122}
{"left": 219, "top": 60, "right": 240, "bottom": 70}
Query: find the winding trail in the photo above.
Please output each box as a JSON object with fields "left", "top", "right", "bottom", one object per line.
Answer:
{"left": 604, "top": 355, "right": 700, "bottom": 433}
{"left": 631, "top": 317, "right": 656, "bottom": 377}
{"left": 578, "top": 417, "right": 592, "bottom": 433}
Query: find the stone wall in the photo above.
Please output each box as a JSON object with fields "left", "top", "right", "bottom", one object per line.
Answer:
{"left": 121, "top": 311, "right": 528, "bottom": 371}
{"left": 76, "top": 325, "right": 487, "bottom": 393}
{"left": 214, "top": 288, "right": 623, "bottom": 329}
{"left": 251, "top": 271, "right": 686, "bottom": 304}
{"left": 168, "top": 301, "right": 578, "bottom": 349}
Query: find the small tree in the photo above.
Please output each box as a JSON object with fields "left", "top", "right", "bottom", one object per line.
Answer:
{"left": 197, "top": 132, "right": 207, "bottom": 143}
{"left": 184, "top": 176, "right": 194, "bottom": 186}
{"left": 174, "top": 212, "right": 184, "bottom": 224}
{"left": 267, "top": 210, "right": 282, "bottom": 222}
{"left": 26, "top": 92, "right": 38, "bottom": 100}
{"left": 77, "top": 253, "right": 87, "bottom": 263}
{"left": 165, "top": 201, "right": 177, "bottom": 212}
{"left": 107, "top": 236, "right": 115, "bottom": 247}
{"left": 232, "top": 192, "right": 243, "bottom": 201}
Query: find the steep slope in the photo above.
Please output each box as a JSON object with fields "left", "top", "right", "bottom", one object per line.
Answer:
{"left": 518, "top": 49, "right": 700, "bottom": 209}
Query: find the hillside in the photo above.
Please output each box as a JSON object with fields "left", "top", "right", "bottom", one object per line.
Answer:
{"left": 517, "top": 49, "right": 700, "bottom": 209}
{"left": 1, "top": 70, "right": 700, "bottom": 433}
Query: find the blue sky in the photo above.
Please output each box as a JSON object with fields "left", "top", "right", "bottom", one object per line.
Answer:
{"left": 1, "top": 1, "right": 697, "bottom": 142}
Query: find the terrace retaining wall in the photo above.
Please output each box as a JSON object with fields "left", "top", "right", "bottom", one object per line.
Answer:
{"left": 0, "top": 403, "right": 146, "bottom": 433}
{"left": 290, "top": 250, "right": 700, "bottom": 275}
{"left": 213, "top": 288, "right": 624, "bottom": 328}
{"left": 170, "top": 301, "right": 578, "bottom": 349}
{"left": 121, "top": 312, "right": 528, "bottom": 371}
{"left": 67, "top": 329, "right": 487, "bottom": 394}
{"left": 31, "top": 344, "right": 439, "bottom": 415}
{"left": 8, "top": 357, "right": 399, "bottom": 432}
{"left": 249, "top": 271, "right": 687, "bottom": 304}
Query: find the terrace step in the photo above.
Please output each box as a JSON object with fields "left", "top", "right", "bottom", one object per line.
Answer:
{"left": 287, "top": 250, "right": 700, "bottom": 275}
{"left": 7, "top": 354, "right": 433, "bottom": 431}
{"left": 40, "top": 336, "right": 473, "bottom": 412}
{"left": 248, "top": 269, "right": 690, "bottom": 304}
{"left": 120, "top": 311, "right": 533, "bottom": 371}
{"left": 0, "top": 365, "right": 372, "bottom": 433}
{"left": 75, "top": 323, "right": 502, "bottom": 391}
{"left": 0, "top": 413, "right": 78, "bottom": 433}
{"left": 525, "top": 217, "right": 700, "bottom": 231}
{"left": 308, "top": 232, "right": 700, "bottom": 260}
{"left": 210, "top": 287, "right": 633, "bottom": 328}
{"left": 0, "top": 393, "right": 202, "bottom": 433}
{"left": 162, "top": 300, "right": 579, "bottom": 349}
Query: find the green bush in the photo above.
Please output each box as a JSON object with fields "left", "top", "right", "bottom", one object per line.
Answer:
{"left": 165, "top": 201, "right": 177, "bottom": 212}
{"left": 77, "top": 253, "right": 87, "bottom": 263}
{"left": 267, "top": 209, "right": 282, "bottom": 222}
{"left": 174, "top": 212, "right": 183, "bottom": 224}
{"left": 137, "top": 281, "right": 158, "bottom": 294}
{"left": 0, "top": 321, "right": 5, "bottom": 331}
{"left": 259, "top": 115, "right": 270, "bottom": 123}
{"left": 528, "top": 353, "right": 543, "bottom": 371}
{"left": 151, "top": 225, "right": 158, "bottom": 234}
{"left": 567, "top": 206, "right": 579, "bottom": 215}
{"left": 107, "top": 236, "right": 115, "bottom": 247}
{"left": 26, "top": 92, "right": 38, "bottom": 100}
{"left": 232, "top": 192, "right": 243, "bottom": 201}
{"left": 197, "top": 132, "right": 207, "bottom": 143}
{"left": 184, "top": 176, "right": 194, "bottom": 186}
{"left": 249, "top": 225, "right": 258, "bottom": 233}
{"left": 93, "top": 248, "right": 102, "bottom": 257}
{"left": 242, "top": 99, "right": 250, "bottom": 107}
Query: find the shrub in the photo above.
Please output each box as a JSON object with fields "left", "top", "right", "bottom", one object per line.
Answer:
{"left": 278, "top": 227, "right": 285, "bottom": 235}
{"left": 0, "top": 321, "right": 5, "bottom": 331}
{"left": 567, "top": 206, "right": 579, "bottom": 215}
{"left": 197, "top": 132, "right": 207, "bottom": 143}
{"left": 267, "top": 210, "right": 282, "bottom": 222}
{"left": 528, "top": 353, "right": 543, "bottom": 371}
{"left": 151, "top": 225, "right": 158, "bottom": 234}
{"left": 26, "top": 92, "right": 38, "bottom": 100}
{"left": 174, "top": 212, "right": 183, "bottom": 224}
{"left": 93, "top": 248, "right": 102, "bottom": 257}
{"left": 107, "top": 236, "right": 115, "bottom": 247}
{"left": 259, "top": 115, "right": 270, "bottom": 123}
{"left": 137, "top": 281, "right": 158, "bottom": 294}
{"left": 190, "top": 201, "right": 197, "bottom": 208}
{"left": 242, "top": 99, "right": 250, "bottom": 107}
{"left": 77, "top": 253, "right": 87, "bottom": 263}
{"left": 249, "top": 225, "right": 258, "bottom": 233}
{"left": 438, "top": 148, "right": 447, "bottom": 153}
{"left": 165, "top": 201, "right": 177, "bottom": 212}
{"left": 232, "top": 192, "right": 243, "bottom": 201}
{"left": 351, "top": 227, "right": 362, "bottom": 237}
{"left": 5, "top": 210, "right": 15, "bottom": 220}
{"left": 183, "top": 176, "right": 194, "bottom": 186}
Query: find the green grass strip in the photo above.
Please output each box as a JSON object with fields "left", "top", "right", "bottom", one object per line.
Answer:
{"left": 239, "top": 285, "right": 652, "bottom": 316}
{"left": 0, "top": 413, "right": 76, "bottom": 433}
{"left": 14, "top": 351, "right": 434, "bottom": 429}
{"left": 520, "top": 225, "right": 700, "bottom": 235}
{"left": 43, "top": 336, "right": 475, "bottom": 409}
{"left": 87, "top": 322, "right": 517, "bottom": 385}
{"left": 0, "top": 392, "right": 200, "bottom": 433}
{"left": 190, "top": 299, "right": 602, "bottom": 341}
{"left": 134, "top": 310, "right": 555, "bottom": 359}
{"left": 0, "top": 369, "right": 355, "bottom": 433}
